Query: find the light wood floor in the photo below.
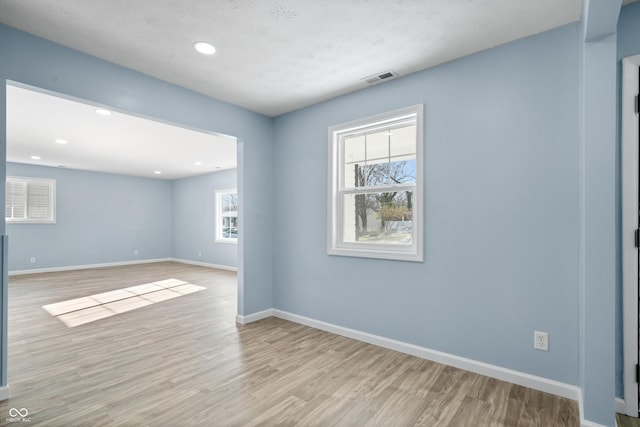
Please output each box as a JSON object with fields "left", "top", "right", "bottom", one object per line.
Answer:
{"left": 0, "top": 262, "right": 579, "bottom": 426}
{"left": 618, "top": 412, "right": 640, "bottom": 427}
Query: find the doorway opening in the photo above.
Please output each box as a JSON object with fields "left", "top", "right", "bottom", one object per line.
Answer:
{"left": 2, "top": 80, "right": 244, "bottom": 397}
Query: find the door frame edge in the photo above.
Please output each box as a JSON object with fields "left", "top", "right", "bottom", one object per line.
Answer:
{"left": 622, "top": 54, "right": 640, "bottom": 417}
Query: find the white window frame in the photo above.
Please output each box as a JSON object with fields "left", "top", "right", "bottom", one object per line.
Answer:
{"left": 6, "top": 176, "right": 56, "bottom": 224}
{"left": 328, "top": 104, "right": 424, "bottom": 262}
{"left": 215, "top": 188, "right": 238, "bottom": 244}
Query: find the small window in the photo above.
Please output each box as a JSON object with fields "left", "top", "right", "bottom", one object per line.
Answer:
{"left": 216, "top": 188, "right": 238, "bottom": 243}
{"left": 6, "top": 176, "right": 56, "bottom": 224}
{"left": 328, "top": 105, "right": 423, "bottom": 261}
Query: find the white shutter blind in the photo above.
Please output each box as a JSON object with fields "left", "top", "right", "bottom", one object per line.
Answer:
{"left": 27, "top": 183, "right": 51, "bottom": 219}
{"left": 5, "top": 177, "right": 56, "bottom": 223}
{"left": 6, "top": 180, "right": 27, "bottom": 220}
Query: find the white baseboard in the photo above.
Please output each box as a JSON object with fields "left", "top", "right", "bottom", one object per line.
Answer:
{"left": 8, "top": 258, "right": 237, "bottom": 276}
{"left": 236, "top": 309, "right": 273, "bottom": 325}
{"left": 237, "top": 307, "right": 580, "bottom": 401}
{"left": 0, "top": 385, "right": 9, "bottom": 401}
{"left": 8, "top": 258, "right": 172, "bottom": 276}
{"left": 582, "top": 420, "right": 608, "bottom": 427}
{"left": 615, "top": 397, "right": 626, "bottom": 415}
{"left": 582, "top": 419, "right": 608, "bottom": 427}
{"left": 171, "top": 258, "right": 237, "bottom": 272}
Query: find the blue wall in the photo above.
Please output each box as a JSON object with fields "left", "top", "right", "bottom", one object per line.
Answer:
{"left": 6, "top": 163, "right": 172, "bottom": 271}
{"left": 617, "top": 1, "right": 640, "bottom": 400}
{"left": 274, "top": 23, "right": 582, "bottom": 385}
{"left": 172, "top": 168, "right": 237, "bottom": 268}
{"left": 5, "top": 163, "right": 238, "bottom": 272}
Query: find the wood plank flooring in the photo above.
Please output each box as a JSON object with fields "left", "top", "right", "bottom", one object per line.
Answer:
{"left": 0, "top": 262, "right": 579, "bottom": 426}
{"left": 618, "top": 412, "right": 640, "bottom": 427}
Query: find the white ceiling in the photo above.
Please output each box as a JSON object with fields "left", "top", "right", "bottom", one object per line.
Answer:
{"left": 0, "top": 0, "right": 584, "bottom": 117}
{"left": 7, "top": 84, "right": 236, "bottom": 180}
{"left": 4, "top": 0, "right": 633, "bottom": 180}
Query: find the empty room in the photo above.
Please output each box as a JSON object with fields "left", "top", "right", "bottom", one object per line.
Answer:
{"left": 0, "top": 1, "right": 638, "bottom": 426}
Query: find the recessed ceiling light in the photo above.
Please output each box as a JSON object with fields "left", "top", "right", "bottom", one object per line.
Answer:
{"left": 193, "top": 41, "right": 216, "bottom": 55}
{"left": 154, "top": 170, "right": 162, "bottom": 175}
{"left": 194, "top": 161, "right": 202, "bottom": 166}
{"left": 95, "top": 108, "right": 111, "bottom": 116}
{"left": 55, "top": 139, "right": 68, "bottom": 144}
{"left": 31, "top": 156, "right": 41, "bottom": 160}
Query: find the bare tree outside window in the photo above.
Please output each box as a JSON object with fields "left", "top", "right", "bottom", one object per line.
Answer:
{"left": 328, "top": 104, "right": 423, "bottom": 261}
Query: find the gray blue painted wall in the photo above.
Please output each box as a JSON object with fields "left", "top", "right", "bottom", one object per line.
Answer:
{"left": 273, "top": 22, "right": 582, "bottom": 386}
{"left": 6, "top": 162, "right": 172, "bottom": 271}
{"left": 273, "top": 5, "right": 621, "bottom": 421}
{"left": 5, "top": 162, "right": 238, "bottom": 272}
{"left": 618, "top": 2, "right": 640, "bottom": 60}
{"left": 172, "top": 168, "right": 237, "bottom": 268}
{"left": 617, "top": 1, "right": 640, "bottom": 401}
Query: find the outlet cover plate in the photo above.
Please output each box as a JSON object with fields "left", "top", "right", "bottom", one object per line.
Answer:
{"left": 534, "top": 330, "right": 549, "bottom": 351}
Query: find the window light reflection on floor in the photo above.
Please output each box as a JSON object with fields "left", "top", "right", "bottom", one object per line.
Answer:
{"left": 42, "top": 278, "right": 206, "bottom": 327}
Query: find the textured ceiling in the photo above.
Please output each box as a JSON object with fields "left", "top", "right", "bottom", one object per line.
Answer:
{"left": 0, "top": 0, "right": 582, "bottom": 117}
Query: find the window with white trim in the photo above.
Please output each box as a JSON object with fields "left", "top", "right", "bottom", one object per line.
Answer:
{"left": 328, "top": 105, "right": 423, "bottom": 261}
{"left": 6, "top": 176, "right": 56, "bottom": 223}
{"left": 216, "top": 188, "right": 238, "bottom": 243}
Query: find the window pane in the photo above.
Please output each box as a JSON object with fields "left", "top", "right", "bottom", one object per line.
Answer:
{"left": 6, "top": 181, "right": 26, "bottom": 219}
{"left": 364, "top": 130, "right": 388, "bottom": 163}
{"left": 353, "top": 160, "right": 416, "bottom": 187}
{"left": 343, "top": 123, "right": 416, "bottom": 189}
{"left": 389, "top": 125, "right": 416, "bottom": 158}
{"left": 27, "top": 183, "right": 51, "bottom": 219}
{"left": 220, "top": 193, "right": 238, "bottom": 239}
{"left": 342, "top": 190, "right": 413, "bottom": 245}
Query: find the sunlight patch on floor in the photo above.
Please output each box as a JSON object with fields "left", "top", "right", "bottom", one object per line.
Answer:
{"left": 42, "top": 279, "right": 205, "bottom": 327}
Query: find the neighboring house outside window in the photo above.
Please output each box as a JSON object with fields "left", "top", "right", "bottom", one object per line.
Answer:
{"left": 328, "top": 105, "right": 423, "bottom": 261}
{"left": 6, "top": 176, "right": 56, "bottom": 224}
{"left": 216, "top": 188, "right": 238, "bottom": 243}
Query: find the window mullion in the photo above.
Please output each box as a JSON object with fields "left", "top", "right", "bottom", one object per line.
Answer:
{"left": 340, "top": 184, "right": 416, "bottom": 195}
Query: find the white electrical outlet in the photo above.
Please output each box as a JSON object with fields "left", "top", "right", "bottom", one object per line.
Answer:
{"left": 29, "top": 257, "right": 36, "bottom": 264}
{"left": 198, "top": 251, "right": 202, "bottom": 257}
{"left": 534, "top": 331, "right": 549, "bottom": 351}
{"left": 133, "top": 250, "right": 139, "bottom": 256}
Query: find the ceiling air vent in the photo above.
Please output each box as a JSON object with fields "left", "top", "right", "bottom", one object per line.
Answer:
{"left": 363, "top": 70, "right": 398, "bottom": 84}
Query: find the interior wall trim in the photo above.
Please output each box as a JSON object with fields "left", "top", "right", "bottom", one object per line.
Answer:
{"left": 171, "top": 258, "right": 237, "bottom": 272}
{"left": 621, "top": 53, "right": 640, "bottom": 418}
{"left": 8, "top": 258, "right": 173, "bottom": 276}
{"left": 235, "top": 308, "right": 273, "bottom": 325}
{"left": 615, "top": 398, "right": 626, "bottom": 416}
{"left": 8, "top": 258, "right": 237, "bottom": 276}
